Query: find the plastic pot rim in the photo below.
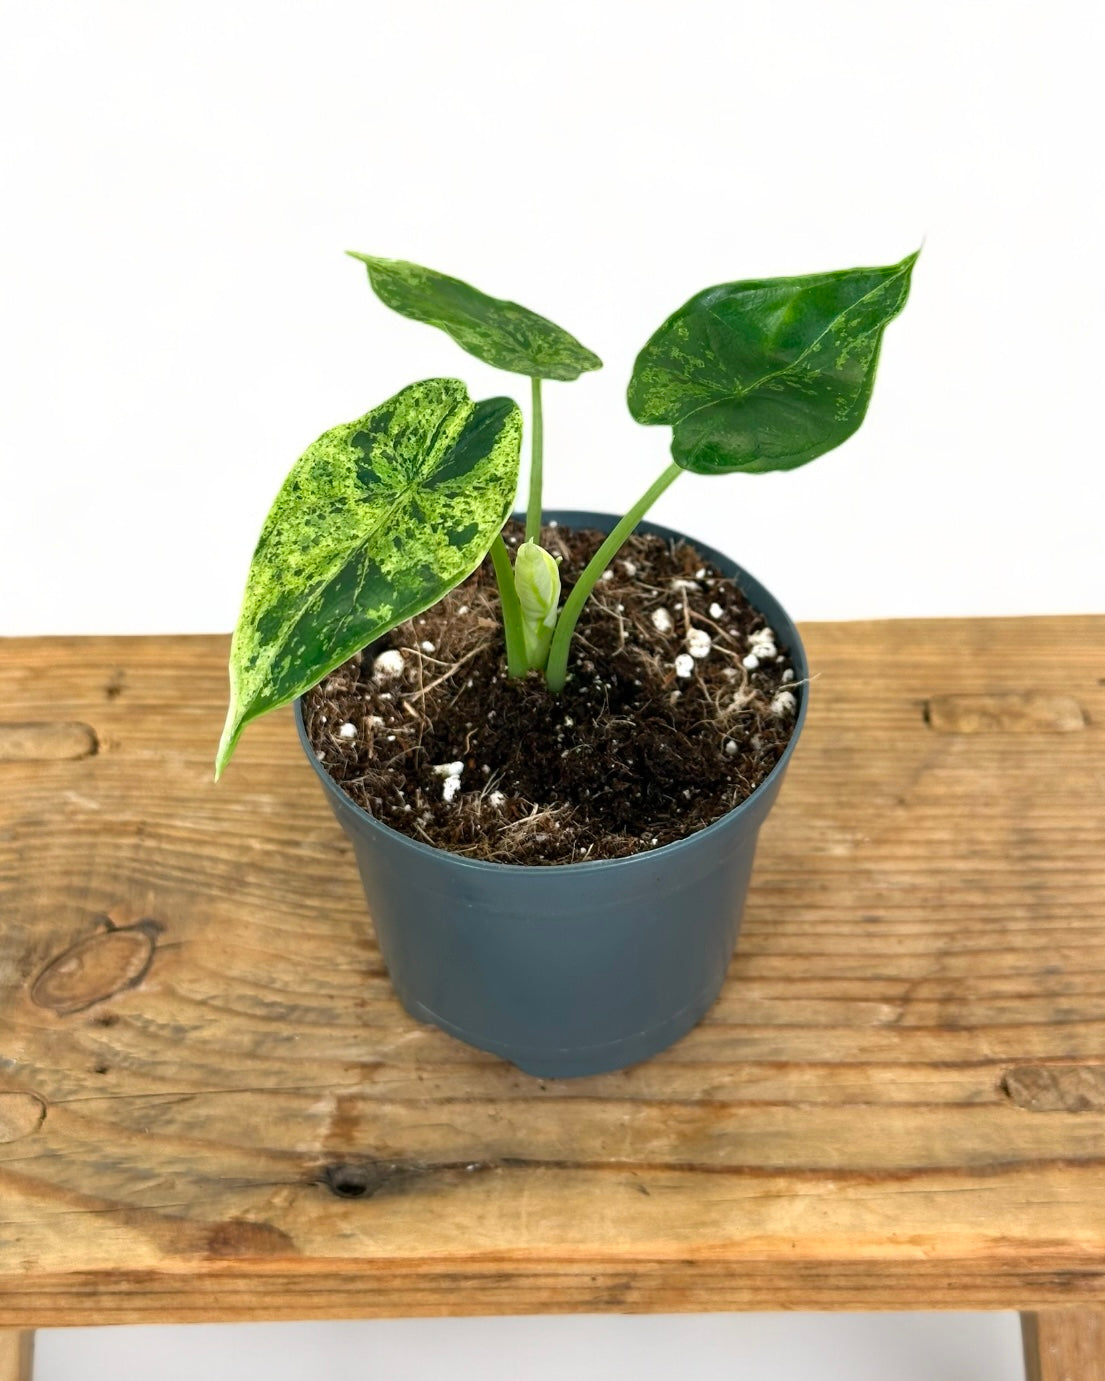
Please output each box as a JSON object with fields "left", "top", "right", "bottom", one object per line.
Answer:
{"left": 293, "top": 509, "right": 808, "bottom": 878}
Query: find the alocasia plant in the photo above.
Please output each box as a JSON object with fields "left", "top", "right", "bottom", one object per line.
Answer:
{"left": 216, "top": 249, "right": 916, "bottom": 776}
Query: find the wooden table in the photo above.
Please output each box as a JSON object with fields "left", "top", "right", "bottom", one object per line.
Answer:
{"left": 1, "top": 620, "right": 1103, "bottom": 1381}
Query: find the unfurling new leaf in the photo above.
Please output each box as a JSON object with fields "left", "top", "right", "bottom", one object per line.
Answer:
{"left": 216, "top": 378, "right": 522, "bottom": 776}
{"left": 513, "top": 540, "right": 561, "bottom": 671}
{"left": 348, "top": 253, "right": 603, "bottom": 381}
{"left": 628, "top": 252, "right": 917, "bottom": 475}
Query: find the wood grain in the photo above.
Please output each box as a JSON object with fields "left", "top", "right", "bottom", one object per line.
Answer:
{"left": 1, "top": 618, "right": 1103, "bottom": 1324}
{"left": 1023, "top": 1309, "right": 1105, "bottom": 1381}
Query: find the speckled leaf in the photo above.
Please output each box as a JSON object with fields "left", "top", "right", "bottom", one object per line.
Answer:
{"left": 348, "top": 253, "right": 602, "bottom": 382}
{"left": 216, "top": 379, "right": 522, "bottom": 777}
{"left": 628, "top": 252, "right": 917, "bottom": 474}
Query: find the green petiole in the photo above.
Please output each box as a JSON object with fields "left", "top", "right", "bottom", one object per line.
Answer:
{"left": 544, "top": 463, "right": 682, "bottom": 693}
{"left": 524, "top": 377, "right": 543, "bottom": 544}
{"left": 489, "top": 535, "right": 528, "bottom": 679}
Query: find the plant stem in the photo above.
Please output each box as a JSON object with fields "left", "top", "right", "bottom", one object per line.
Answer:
{"left": 489, "top": 534, "right": 528, "bottom": 678}
{"left": 544, "top": 462, "right": 683, "bottom": 693}
{"left": 524, "top": 376, "right": 543, "bottom": 543}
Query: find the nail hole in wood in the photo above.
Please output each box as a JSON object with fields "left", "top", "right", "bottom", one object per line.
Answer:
{"left": 323, "top": 1164, "right": 371, "bottom": 1198}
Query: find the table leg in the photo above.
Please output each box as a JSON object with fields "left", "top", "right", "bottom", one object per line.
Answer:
{"left": 1023, "top": 1310, "right": 1105, "bottom": 1381}
{"left": 0, "top": 1332, "right": 33, "bottom": 1381}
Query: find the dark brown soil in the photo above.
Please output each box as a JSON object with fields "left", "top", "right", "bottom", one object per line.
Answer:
{"left": 304, "top": 522, "right": 800, "bottom": 865}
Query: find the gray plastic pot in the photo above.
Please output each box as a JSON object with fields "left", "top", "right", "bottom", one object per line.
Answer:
{"left": 295, "top": 511, "right": 808, "bottom": 1078}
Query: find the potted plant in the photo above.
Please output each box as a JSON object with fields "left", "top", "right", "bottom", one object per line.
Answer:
{"left": 216, "top": 249, "right": 917, "bottom": 1077}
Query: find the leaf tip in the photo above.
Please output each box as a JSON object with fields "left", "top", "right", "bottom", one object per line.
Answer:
{"left": 214, "top": 704, "right": 242, "bottom": 783}
{"left": 346, "top": 250, "right": 389, "bottom": 272}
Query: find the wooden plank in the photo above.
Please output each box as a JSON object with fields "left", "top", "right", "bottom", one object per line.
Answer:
{"left": 0, "top": 618, "right": 1103, "bottom": 1323}
{"left": 1023, "top": 1309, "right": 1105, "bottom": 1381}
{"left": 0, "top": 1332, "right": 33, "bottom": 1381}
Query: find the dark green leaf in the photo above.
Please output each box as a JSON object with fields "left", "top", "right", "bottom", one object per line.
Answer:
{"left": 348, "top": 253, "right": 602, "bottom": 382}
{"left": 627, "top": 252, "right": 917, "bottom": 474}
{"left": 216, "top": 378, "right": 522, "bottom": 776}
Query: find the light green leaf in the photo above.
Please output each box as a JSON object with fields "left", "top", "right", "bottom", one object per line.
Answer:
{"left": 627, "top": 251, "right": 917, "bottom": 474}
{"left": 349, "top": 253, "right": 603, "bottom": 382}
{"left": 216, "top": 378, "right": 522, "bottom": 777}
{"left": 514, "top": 541, "right": 561, "bottom": 630}
{"left": 514, "top": 539, "right": 561, "bottom": 671}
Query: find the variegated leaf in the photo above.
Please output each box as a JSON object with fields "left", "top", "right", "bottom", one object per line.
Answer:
{"left": 628, "top": 252, "right": 918, "bottom": 474}
{"left": 349, "top": 253, "right": 602, "bottom": 381}
{"left": 216, "top": 378, "right": 522, "bottom": 777}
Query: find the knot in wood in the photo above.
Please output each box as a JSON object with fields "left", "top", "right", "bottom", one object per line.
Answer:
{"left": 32, "top": 918, "right": 161, "bottom": 1015}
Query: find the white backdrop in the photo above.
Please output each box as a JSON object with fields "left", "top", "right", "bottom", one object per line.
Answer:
{"left": 3, "top": 1, "right": 1100, "bottom": 1376}
{"left": 1, "top": 0, "right": 1102, "bottom": 638}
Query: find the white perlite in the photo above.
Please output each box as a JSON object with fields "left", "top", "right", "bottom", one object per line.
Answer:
{"left": 771, "top": 689, "right": 797, "bottom": 717}
{"left": 420, "top": 640, "right": 436, "bottom": 653}
{"left": 724, "top": 738, "right": 738, "bottom": 756}
{"left": 621, "top": 559, "right": 638, "bottom": 577}
{"left": 686, "top": 627, "right": 712, "bottom": 659}
{"left": 651, "top": 607, "right": 674, "bottom": 634}
{"left": 372, "top": 649, "right": 406, "bottom": 681}
{"left": 489, "top": 790, "right": 506, "bottom": 808}
{"left": 432, "top": 761, "right": 465, "bottom": 778}
{"left": 337, "top": 722, "right": 357, "bottom": 739}
{"left": 432, "top": 760, "right": 464, "bottom": 803}
{"left": 670, "top": 577, "right": 698, "bottom": 592}
{"left": 709, "top": 602, "right": 724, "bottom": 619}
{"left": 742, "top": 653, "right": 760, "bottom": 670}
{"left": 748, "top": 627, "right": 777, "bottom": 660}
{"left": 674, "top": 653, "right": 695, "bottom": 679}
